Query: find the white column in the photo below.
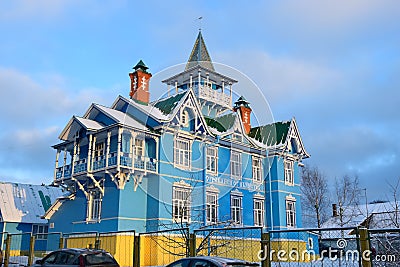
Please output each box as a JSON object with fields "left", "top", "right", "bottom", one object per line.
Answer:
{"left": 106, "top": 131, "right": 111, "bottom": 168}
{"left": 229, "top": 82, "right": 233, "bottom": 98}
{"left": 222, "top": 79, "right": 225, "bottom": 93}
{"left": 206, "top": 73, "right": 209, "bottom": 88}
{"left": 71, "top": 140, "right": 77, "bottom": 176}
{"left": 117, "top": 128, "right": 122, "bottom": 167}
{"left": 87, "top": 134, "right": 93, "bottom": 172}
{"left": 54, "top": 149, "right": 60, "bottom": 181}
{"left": 198, "top": 69, "right": 201, "bottom": 86}
{"left": 91, "top": 135, "right": 97, "bottom": 171}
{"left": 190, "top": 74, "right": 193, "bottom": 89}
{"left": 63, "top": 147, "right": 67, "bottom": 167}
{"left": 155, "top": 137, "right": 159, "bottom": 173}
{"left": 175, "top": 81, "right": 178, "bottom": 94}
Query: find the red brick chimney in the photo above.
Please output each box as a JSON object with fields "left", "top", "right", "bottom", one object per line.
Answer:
{"left": 129, "top": 60, "right": 152, "bottom": 104}
{"left": 233, "top": 96, "right": 252, "bottom": 134}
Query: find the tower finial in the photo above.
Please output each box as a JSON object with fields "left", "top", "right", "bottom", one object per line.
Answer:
{"left": 198, "top": 16, "right": 203, "bottom": 32}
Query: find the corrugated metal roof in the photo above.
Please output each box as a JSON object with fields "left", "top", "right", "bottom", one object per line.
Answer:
{"left": 0, "top": 182, "right": 65, "bottom": 224}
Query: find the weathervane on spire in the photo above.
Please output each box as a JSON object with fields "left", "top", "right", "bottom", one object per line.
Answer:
{"left": 198, "top": 16, "right": 203, "bottom": 31}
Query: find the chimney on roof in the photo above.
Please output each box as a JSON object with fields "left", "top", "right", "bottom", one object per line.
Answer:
{"left": 129, "top": 60, "right": 152, "bottom": 104}
{"left": 233, "top": 96, "right": 252, "bottom": 134}
{"left": 332, "top": 203, "right": 338, "bottom": 217}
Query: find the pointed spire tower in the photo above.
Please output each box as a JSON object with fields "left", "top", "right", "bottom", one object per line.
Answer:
{"left": 185, "top": 31, "right": 215, "bottom": 71}
{"left": 162, "top": 32, "right": 237, "bottom": 116}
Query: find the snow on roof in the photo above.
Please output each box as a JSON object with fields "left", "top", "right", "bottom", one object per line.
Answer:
{"left": 322, "top": 201, "right": 398, "bottom": 229}
{"left": 75, "top": 117, "right": 103, "bottom": 130}
{"left": 0, "top": 182, "right": 66, "bottom": 224}
{"left": 123, "top": 96, "right": 170, "bottom": 121}
{"left": 94, "top": 104, "right": 147, "bottom": 130}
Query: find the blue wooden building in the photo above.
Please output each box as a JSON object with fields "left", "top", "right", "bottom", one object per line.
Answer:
{"left": 0, "top": 182, "right": 64, "bottom": 252}
{"left": 44, "top": 32, "right": 310, "bottom": 235}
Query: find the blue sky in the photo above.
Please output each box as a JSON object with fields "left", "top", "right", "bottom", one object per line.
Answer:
{"left": 0, "top": 0, "right": 399, "bottom": 201}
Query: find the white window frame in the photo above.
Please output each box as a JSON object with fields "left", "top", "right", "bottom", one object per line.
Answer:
{"left": 206, "top": 147, "right": 218, "bottom": 174}
{"left": 254, "top": 198, "right": 265, "bottom": 227}
{"left": 181, "top": 110, "right": 189, "bottom": 127}
{"left": 231, "top": 194, "right": 243, "bottom": 225}
{"left": 284, "top": 159, "right": 294, "bottom": 185}
{"left": 135, "top": 138, "right": 144, "bottom": 157}
{"left": 286, "top": 198, "right": 296, "bottom": 228}
{"left": 87, "top": 191, "right": 102, "bottom": 222}
{"left": 231, "top": 151, "right": 242, "bottom": 179}
{"left": 206, "top": 191, "right": 218, "bottom": 224}
{"left": 308, "top": 237, "right": 314, "bottom": 249}
{"left": 172, "top": 185, "right": 191, "bottom": 223}
{"left": 32, "top": 224, "right": 49, "bottom": 240}
{"left": 252, "top": 156, "right": 263, "bottom": 183}
{"left": 174, "top": 138, "right": 191, "bottom": 168}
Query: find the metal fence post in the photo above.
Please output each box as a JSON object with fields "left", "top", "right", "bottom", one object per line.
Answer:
{"left": 28, "top": 235, "right": 35, "bottom": 266}
{"left": 4, "top": 234, "right": 11, "bottom": 267}
{"left": 359, "top": 227, "right": 372, "bottom": 267}
{"left": 261, "top": 232, "right": 270, "bottom": 267}
{"left": 59, "top": 236, "right": 64, "bottom": 249}
{"left": 189, "top": 233, "right": 196, "bottom": 257}
{"left": 133, "top": 235, "right": 140, "bottom": 267}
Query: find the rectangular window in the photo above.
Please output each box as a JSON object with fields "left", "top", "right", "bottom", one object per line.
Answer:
{"left": 94, "top": 142, "right": 104, "bottom": 158}
{"left": 284, "top": 160, "right": 294, "bottom": 184}
{"left": 87, "top": 191, "right": 102, "bottom": 222}
{"left": 231, "top": 151, "right": 241, "bottom": 179}
{"left": 135, "top": 138, "right": 144, "bottom": 157}
{"left": 206, "top": 147, "right": 218, "bottom": 174}
{"left": 174, "top": 138, "right": 190, "bottom": 168}
{"left": 173, "top": 186, "right": 191, "bottom": 222}
{"left": 206, "top": 192, "right": 218, "bottom": 224}
{"left": 252, "top": 157, "right": 262, "bottom": 183}
{"left": 32, "top": 224, "right": 49, "bottom": 240}
{"left": 231, "top": 195, "right": 243, "bottom": 225}
{"left": 286, "top": 199, "right": 296, "bottom": 227}
{"left": 254, "top": 198, "right": 265, "bottom": 226}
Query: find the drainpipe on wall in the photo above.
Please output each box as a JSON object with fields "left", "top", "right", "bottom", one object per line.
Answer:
{"left": 267, "top": 154, "right": 274, "bottom": 231}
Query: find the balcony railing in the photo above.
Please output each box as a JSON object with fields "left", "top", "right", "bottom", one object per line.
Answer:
{"left": 56, "top": 164, "right": 72, "bottom": 179}
{"left": 93, "top": 155, "right": 106, "bottom": 171}
{"left": 55, "top": 153, "right": 157, "bottom": 180}
{"left": 134, "top": 156, "right": 157, "bottom": 172}
{"left": 193, "top": 84, "right": 231, "bottom": 107}
{"left": 74, "top": 159, "right": 87, "bottom": 174}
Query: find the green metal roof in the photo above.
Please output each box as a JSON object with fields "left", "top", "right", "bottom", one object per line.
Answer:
{"left": 133, "top": 60, "right": 149, "bottom": 72}
{"left": 248, "top": 121, "right": 291, "bottom": 146}
{"left": 234, "top": 96, "right": 251, "bottom": 109}
{"left": 153, "top": 92, "right": 186, "bottom": 115}
{"left": 205, "top": 113, "right": 237, "bottom": 132}
{"left": 185, "top": 31, "right": 215, "bottom": 71}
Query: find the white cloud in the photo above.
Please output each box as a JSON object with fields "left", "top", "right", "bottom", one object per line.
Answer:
{"left": 0, "top": 67, "right": 117, "bottom": 128}
{"left": 0, "top": 67, "right": 118, "bottom": 184}
{"left": 216, "top": 50, "right": 340, "bottom": 106}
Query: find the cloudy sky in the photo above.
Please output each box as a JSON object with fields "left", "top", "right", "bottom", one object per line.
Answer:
{"left": 0, "top": 0, "right": 399, "bottom": 201}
